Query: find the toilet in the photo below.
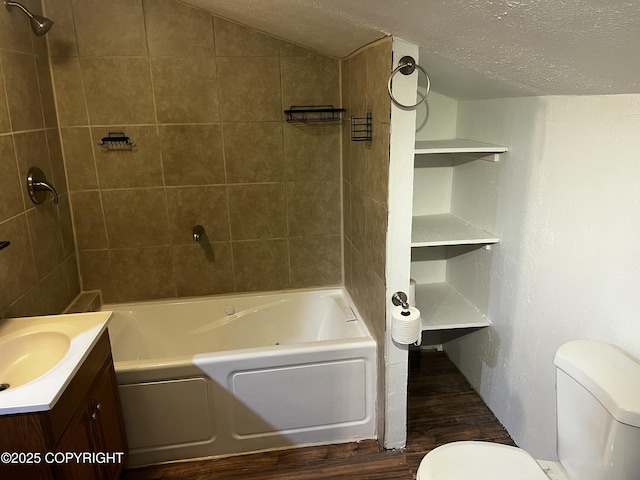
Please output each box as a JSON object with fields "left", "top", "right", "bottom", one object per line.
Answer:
{"left": 417, "top": 340, "right": 640, "bottom": 480}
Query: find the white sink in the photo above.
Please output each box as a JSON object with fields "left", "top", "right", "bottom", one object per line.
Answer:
{"left": 0, "top": 330, "right": 70, "bottom": 388}
{"left": 0, "top": 311, "right": 112, "bottom": 415}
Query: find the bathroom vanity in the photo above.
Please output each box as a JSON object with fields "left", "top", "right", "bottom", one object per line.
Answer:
{"left": 0, "top": 315, "right": 127, "bottom": 479}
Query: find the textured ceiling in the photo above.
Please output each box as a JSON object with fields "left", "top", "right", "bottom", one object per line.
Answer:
{"left": 182, "top": 0, "right": 640, "bottom": 99}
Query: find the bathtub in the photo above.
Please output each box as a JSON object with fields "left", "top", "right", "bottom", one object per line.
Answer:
{"left": 103, "top": 287, "right": 377, "bottom": 467}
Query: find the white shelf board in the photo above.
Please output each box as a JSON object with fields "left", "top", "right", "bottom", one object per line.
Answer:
{"left": 414, "top": 139, "right": 508, "bottom": 155}
{"left": 415, "top": 282, "right": 490, "bottom": 331}
{"left": 411, "top": 214, "right": 499, "bottom": 247}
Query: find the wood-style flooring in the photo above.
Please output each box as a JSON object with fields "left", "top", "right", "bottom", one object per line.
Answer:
{"left": 121, "top": 350, "right": 514, "bottom": 480}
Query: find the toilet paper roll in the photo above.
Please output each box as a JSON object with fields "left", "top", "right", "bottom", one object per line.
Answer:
{"left": 391, "top": 305, "right": 421, "bottom": 344}
{"left": 409, "top": 278, "right": 416, "bottom": 307}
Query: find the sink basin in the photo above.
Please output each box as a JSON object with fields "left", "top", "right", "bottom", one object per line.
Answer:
{"left": 0, "top": 330, "right": 70, "bottom": 389}
{"left": 0, "top": 311, "right": 112, "bottom": 415}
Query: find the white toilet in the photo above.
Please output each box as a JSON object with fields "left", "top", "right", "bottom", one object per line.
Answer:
{"left": 417, "top": 340, "right": 640, "bottom": 480}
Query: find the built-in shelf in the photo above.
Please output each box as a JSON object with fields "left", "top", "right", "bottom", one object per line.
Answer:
{"left": 410, "top": 138, "right": 506, "bottom": 333}
{"left": 415, "top": 139, "right": 508, "bottom": 161}
{"left": 415, "top": 282, "right": 491, "bottom": 331}
{"left": 411, "top": 214, "right": 499, "bottom": 247}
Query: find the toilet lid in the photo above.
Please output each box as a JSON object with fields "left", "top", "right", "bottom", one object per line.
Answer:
{"left": 417, "top": 441, "right": 550, "bottom": 480}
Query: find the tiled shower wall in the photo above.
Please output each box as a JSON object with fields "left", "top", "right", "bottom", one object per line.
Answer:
{"left": 0, "top": 0, "right": 79, "bottom": 318}
{"left": 341, "top": 38, "right": 392, "bottom": 441}
{"left": 47, "top": 0, "right": 342, "bottom": 302}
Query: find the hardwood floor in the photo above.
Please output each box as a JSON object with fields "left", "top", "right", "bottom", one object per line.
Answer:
{"left": 121, "top": 350, "right": 514, "bottom": 480}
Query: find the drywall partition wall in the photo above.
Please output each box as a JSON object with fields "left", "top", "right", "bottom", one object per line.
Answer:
{"left": 414, "top": 91, "right": 457, "bottom": 142}
{"left": 446, "top": 94, "right": 640, "bottom": 459}
{"left": 47, "top": 0, "right": 342, "bottom": 302}
{"left": 385, "top": 37, "right": 419, "bottom": 448}
{"left": 0, "top": 1, "right": 79, "bottom": 318}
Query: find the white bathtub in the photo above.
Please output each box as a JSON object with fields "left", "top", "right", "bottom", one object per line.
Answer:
{"left": 103, "top": 287, "right": 377, "bottom": 467}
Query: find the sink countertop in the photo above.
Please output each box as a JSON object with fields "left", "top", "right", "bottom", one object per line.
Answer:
{"left": 0, "top": 311, "right": 113, "bottom": 415}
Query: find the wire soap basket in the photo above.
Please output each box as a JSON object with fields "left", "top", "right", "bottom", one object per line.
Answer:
{"left": 97, "top": 132, "right": 135, "bottom": 150}
{"left": 351, "top": 113, "right": 372, "bottom": 142}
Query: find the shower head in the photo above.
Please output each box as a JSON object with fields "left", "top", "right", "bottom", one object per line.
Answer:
{"left": 5, "top": 1, "right": 54, "bottom": 36}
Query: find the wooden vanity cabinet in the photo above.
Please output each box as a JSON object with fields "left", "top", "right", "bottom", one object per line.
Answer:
{"left": 0, "top": 332, "right": 128, "bottom": 480}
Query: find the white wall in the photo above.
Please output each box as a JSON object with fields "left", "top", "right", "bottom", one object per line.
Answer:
{"left": 446, "top": 94, "right": 640, "bottom": 459}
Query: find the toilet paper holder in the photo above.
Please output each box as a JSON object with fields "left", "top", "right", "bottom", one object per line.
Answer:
{"left": 391, "top": 291, "right": 409, "bottom": 310}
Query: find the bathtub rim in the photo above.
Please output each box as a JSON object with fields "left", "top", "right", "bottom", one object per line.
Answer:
{"left": 102, "top": 285, "right": 361, "bottom": 316}
{"left": 104, "top": 286, "right": 374, "bottom": 380}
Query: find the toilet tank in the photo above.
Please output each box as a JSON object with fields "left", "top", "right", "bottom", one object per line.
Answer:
{"left": 554, "top": 340, "right": 640, "bottom": 480}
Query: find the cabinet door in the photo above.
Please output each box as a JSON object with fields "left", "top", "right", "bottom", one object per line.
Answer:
{"left": 87, "top": 362, "right": 127, "bottom": 480}
{"left": 53, "top": 402, "right": 98, "bottom": 480}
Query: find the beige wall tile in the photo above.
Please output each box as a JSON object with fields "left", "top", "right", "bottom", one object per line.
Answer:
{"left": 0, "top": 135, "right": 24, "bottom": 221}
{"left": 46, "top": 129, "right": 68, "bottom": 196}
{"left": 144, "top": 0, "right": 214, "bottom": 57}
{"left": 110, "top": 246, "right": 176, "bottom": 301}
{"left": 71, "top": 0, "right": 147, "bottom": 56}
{"left": 0, "top": 214, "right": 37, "bottom": 311}
{"left": 0, "top": 70, "right": 10, "bottom": 133}
{"left": 45, "top": 0, "right": 79, "bottom": 57}
{"left": 214, "top": 17, "right": 279, "bottom": 57}
{"left": 159, "top": 124, "right": 225, "bottom": 185}
{"left": 217, "top": 57, "right": 282, "bottom": 122}
{"left": 37, "top": 263, "right": 72, "bottom": 314}
{"left": 166, "top": 186, "right": 230, "bottom": 244}
{"left": 65, "top": 255, "right": 81, "bottom": 302}
{"left": 13, "top": 130, "right": 53, "bottom": 207}
{"left": 2, "top": 50, "right": 44, "bottom": 131}
{"left": 365, "top": 200, "right": 387, "bottom": 281}
{"left": 289, "top": 236, "right": 341, "bottom": 287}
{"left": 0, "top": 1, "right": 33, "bottom": 54}
{"left": 341, "top": 58, "right": 352, "bottom": 183}
{"left": 57, "top": 194, "right": 76, "bottom": 258}
{"left": 60, "top": 127, "right": 97, "bottom": 191}
{"left": 101, "top": 188, "right": 170, "bottom": 248}
{"left": 350, "top": 185, "right": 366, "bottom": 252}
{"left": 50, "top": 57, "right": 88, "bottom": 126}
{"left": 283, "top": 123, "right": 340, "bottom": 181}
{"left": 350, "top": 51, "right": 367, "bottom": 116}
{"left": 92, "top": 126, "right": 163, "bottom": 188}
{"left": 151, "top": 57, "right": 220, "bottom": 124}
{"left": 80, "top": 57, "right": 155, "bottom": 125}
{"left": 35, "top": 56, "right": 57, "bottom": 128}
{"left": 287, "top": 180, "right": 341, "bottom": 237}
{"left": 70, "top": 190, "right": 108, "bottom": 250}
{"left": 223, "top": 122, "right": 284, "bottom": 183}
{"left": 279, "top": 40, "right": 321, "bottom": 57}
{"left": 281, "top": 56, "right": 340, "bottom": 109}
{"left": 366, "top": 41, "right": 392, "bottom": 124}
{"left": 45, "top": 0, "right": 344, "bottom": 302}
{"left": 26, "top": 200, "right": 65, "bottom": 280}
{"left": 228, "top": 184, "right": 286, "bottom": 240}
{"left": 343, "top": 180, "right": 351, "bottom": 242}
{"left": 172, "top": 243, "right": 234, "bottom": 296}
{"left": 367, "top": 122, "right": 390, "bottom": 206}
{"left": 232, "top": 239, "right": 289, "bottom": 292}
{"left": 3, "top": 286, "right": 45, "bottom": 318}
{"left": 78, "top": 249, "right": 115, "bottom": 302}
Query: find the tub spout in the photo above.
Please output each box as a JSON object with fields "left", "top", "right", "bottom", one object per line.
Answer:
{"left": 193, "top": 225, "right": 204, "bottom": 243}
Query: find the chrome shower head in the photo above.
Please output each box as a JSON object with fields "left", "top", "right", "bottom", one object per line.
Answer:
{"left": 5, "top": 1, "right": 54, "bottom": 36}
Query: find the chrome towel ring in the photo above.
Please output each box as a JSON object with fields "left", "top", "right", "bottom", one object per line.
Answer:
{"left": 387, "top": 55, "right": 431, "bottom": 109}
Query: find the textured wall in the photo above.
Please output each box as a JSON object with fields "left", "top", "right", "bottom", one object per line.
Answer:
{"left": 47, "top": 0, "right": 342, "bottom": 302}
{"left": 447, "top": 94, "right": 640, "bottom": 459}
{"left": 0, "top": 0, "right": 79, "bottom": 318}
